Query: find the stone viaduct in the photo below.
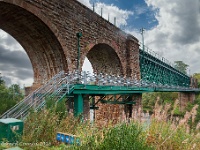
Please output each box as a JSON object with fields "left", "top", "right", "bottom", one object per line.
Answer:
{"left": 0, "top": 0, "right": 196, "bottom": 124}
{"left": 0, "top": 0, "right": 139, "bottom": 84}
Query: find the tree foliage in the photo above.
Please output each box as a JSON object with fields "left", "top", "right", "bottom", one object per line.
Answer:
{"left": 0, "top": 77, "right": 24, "bottom": 115}
{"left": 142, "top": 92, "right": 178, "bottom": 113}
{"left": 174, "top": 61, "right": 188, "bottom": 74}
{"left": 193, "top": 73, "right": 200, "bottom": 88}
{"left": 0, "top": 74, "right": 5, "bottom": 85}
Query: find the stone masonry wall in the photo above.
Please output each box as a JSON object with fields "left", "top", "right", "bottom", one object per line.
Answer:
{"left": 178, "top": 92, "right": 196, "bottom": 111}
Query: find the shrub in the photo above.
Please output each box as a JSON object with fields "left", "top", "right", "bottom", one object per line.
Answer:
{"left": 98, "top": 123, "right": 153, "bottom": 150}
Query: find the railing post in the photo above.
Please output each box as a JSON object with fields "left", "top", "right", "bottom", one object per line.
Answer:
{"left": 140, "top": 27, "right": 145, "bottom": 51}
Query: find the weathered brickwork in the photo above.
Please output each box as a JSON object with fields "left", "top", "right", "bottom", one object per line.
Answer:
{"left": 178, "top": 92, "right": 196, "bottom": 111}
{"left": 95, "top": 102, "right": 124, "bottom": 127}
{"left": 178, "top": 77, "right": 198, "bottom": 110}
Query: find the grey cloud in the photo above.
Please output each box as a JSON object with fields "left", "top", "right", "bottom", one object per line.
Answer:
{"left": 2, "top": 76, "right": 12, "bottom": 85}
{"left": 4, "top": 34, "right": 19, "bottom": 47}
{"left": 15, "top": 69, "right": 33, "bottom": 80}
{"left": 0, "top": 38, "right": 33, "bottom": 86}
{"left": 0, "top": 45, "right": 32, "bottom": 69}
{"left": 0, "top": 66, "right": 33, "bottom": 81}
{"left": 169, "top": 1, "right": 200, "bottom": 44}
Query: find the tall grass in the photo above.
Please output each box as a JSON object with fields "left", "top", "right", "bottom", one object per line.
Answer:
{"left": 21, "top": 108, "right": 152, "bottom": 150}
{"left": 143, "top": 100, "right": 200, "bottom": 150}
{"left": 3, "top": 97, "right": 200, "bottom": 150}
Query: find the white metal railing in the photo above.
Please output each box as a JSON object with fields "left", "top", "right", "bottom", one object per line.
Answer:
{"left": 0, "top": 71, "right": 67, "bottom": 119}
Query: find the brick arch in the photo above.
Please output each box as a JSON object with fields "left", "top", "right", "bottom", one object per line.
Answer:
{"left": 0, "top": 1, "right": 68, "bottom": 85}
{"left": 83, "top": 42, "right": 124, "bottom": 75}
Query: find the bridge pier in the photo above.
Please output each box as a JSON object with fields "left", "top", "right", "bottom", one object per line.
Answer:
{"left": 93, "top": 93, "right": 142, "bottom": 127}
{"left": 83, "top": 95, "right": 90, "bottom": 120}
{"left": 178, "top": 92, "right": 196, "bottom": 111}
{"left": 124, "top": 94, "right": 142, "bottom": 119}
{"left": 24, "top": 83, "right": 41, "bottom": 96}
{"left": 131, "top": 94, "right": 142, "bottom": 112}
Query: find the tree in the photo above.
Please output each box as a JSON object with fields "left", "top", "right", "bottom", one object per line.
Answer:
{"left": 0, "top": 78, "right": 24, "bottom": 115}
{"left": 0, "top": 73, "right": 5, "bottom": 85}
{"left": 193, "top": 73, "right": 200, "bottom": 88}
{"left": 142, "top": 92, "right": 178, "bottom": 113}
{"left": 174, "top": 61, "right": 188, "bottom": 74}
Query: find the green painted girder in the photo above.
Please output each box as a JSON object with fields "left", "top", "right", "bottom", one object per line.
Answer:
{"left": 71, "top": 84, "right": 154, "bottom": 95}
{"left": 65, "top": 84, "right": 200, "bottom": 95}
{"left": 154, "top": 88, "right": 200, "bottom": 92}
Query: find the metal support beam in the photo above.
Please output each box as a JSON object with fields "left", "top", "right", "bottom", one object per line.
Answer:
{"left": 74, "top": 94, "right": 83, "bottom": 117}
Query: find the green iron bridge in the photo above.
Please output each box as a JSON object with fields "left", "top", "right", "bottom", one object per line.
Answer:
{"left": 1, "top": 47, "right": 199, "bottom": 119}
{"left": 140, "top": 46, "right": 191, "bottom": 88}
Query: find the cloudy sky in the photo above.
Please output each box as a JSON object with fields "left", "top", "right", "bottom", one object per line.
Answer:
{"left": 1, "top": 0, "right": 200, "bottom": 87}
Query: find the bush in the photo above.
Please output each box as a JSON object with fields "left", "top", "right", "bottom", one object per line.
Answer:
{"left": 70, "top": 122, "right": 153, "bottom": 150}
{"left": 98, "top": 123, "right": 153, "bottom": 150}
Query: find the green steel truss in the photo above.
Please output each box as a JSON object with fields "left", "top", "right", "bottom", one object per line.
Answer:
{"left": 139, "top": 49, "right": 190, "bottom": 87}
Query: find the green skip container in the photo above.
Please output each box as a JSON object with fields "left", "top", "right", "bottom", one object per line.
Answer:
{"left": 0, "top": 118, "right": 23, "bottom": 143}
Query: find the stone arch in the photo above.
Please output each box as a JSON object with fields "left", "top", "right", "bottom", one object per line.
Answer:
{"left": 84, "top": 43, "right": 124, "bottom": 75}
{"left": 0, "top": 1, "right": 68, "bottom": 85}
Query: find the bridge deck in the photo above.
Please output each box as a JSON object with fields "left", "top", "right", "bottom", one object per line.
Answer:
{"left": 70, "top": 84, "right": 200, "bottom": 95}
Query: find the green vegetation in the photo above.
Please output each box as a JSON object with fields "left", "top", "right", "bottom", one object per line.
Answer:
{"left": 0, "top": 76, "right": 24, "bottom": 115}
{"left": 1, "top": 96, "right": 199, "bottom": 150}
{"left": 9, "top": 104, "right": 153, "bottom": 150}
{"left": 142, "top": 92, "right": 178, "bottom": 113}
{"left": 174, "top": 61, "right": 188, "bottom": 74}
{"left": 193, "top": 73, "right": 200, "bottom": 88}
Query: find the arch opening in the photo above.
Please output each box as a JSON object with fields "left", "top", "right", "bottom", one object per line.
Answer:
{"left": 82, "top": 57, "right": 94, "bottom": 74}
{"left": 0, "top": 2, "right": 68, "bottom": 87}
{"left": 86, "top": 43, "right": 123, "bottom": 75}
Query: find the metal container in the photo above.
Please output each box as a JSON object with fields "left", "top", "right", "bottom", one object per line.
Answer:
{"left": 0, "top": 118, "right": 23, "bottom": 143}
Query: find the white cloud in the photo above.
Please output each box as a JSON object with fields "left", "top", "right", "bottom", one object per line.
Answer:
{"left": 135, "top": 5, "right": 148, "bottom": 15}
{"left": 0, "top": 30, "right": 24, "bottom": 51}
{"left": 78, "top": 0, "right": 133, "bottom": 27}
{"left": 142, "top": 0, "right": 200, "bottom": 74}
{"left": 95, "top": 3, "right": 133, "bottom": 27}
{"left": 78, "top": 0, "right": 92, "bottom": 8}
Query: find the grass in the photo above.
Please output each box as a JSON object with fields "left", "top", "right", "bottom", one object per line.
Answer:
{"left": 2, "top": 97, "right": 200, "bottom": 150}
{"left": 20, "top": 109, "right": 152, "bottom": 150}
{"left": 144, "top": 100, "right": 200, "bottom": 150}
